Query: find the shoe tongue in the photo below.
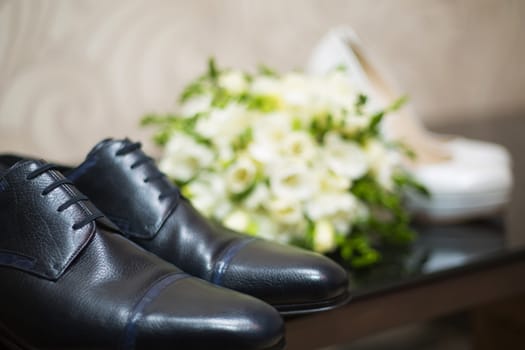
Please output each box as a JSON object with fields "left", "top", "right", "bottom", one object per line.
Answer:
{"left": 69, "top": 139, "right": 178, "bottom": 239}
{"left": 0, "top": 160, "right": 96, "bottom": 280}
{"left": 86, "top": 138, "right": 115, "bottom": 159}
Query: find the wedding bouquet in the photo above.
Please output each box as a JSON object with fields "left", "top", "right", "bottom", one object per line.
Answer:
{"left": 142, "top": 59, "right": 425, "bottom": 268}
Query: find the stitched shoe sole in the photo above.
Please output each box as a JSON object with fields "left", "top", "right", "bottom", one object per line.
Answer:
{"left": 0, "top": 330, "right": 286, "bottom": 350}
{"left": 0, "top": 338, "right": 286, "bottom": 350}
{"left": 0, "top": 327, "right": 32, "bottom": 350}
{"left": 268, "top": 337, "right": 286, "bottom": 350}
{"left": 274, "top": 289, "right": 351, "bottom": 316}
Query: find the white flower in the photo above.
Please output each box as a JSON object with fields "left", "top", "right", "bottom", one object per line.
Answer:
{"left": 247, "top": 213, "right": 281, "bottom": 242}
{"left": 318, "top": 171, "right": 351, "bottom": 193}
{"left": 281, "top": 73, "right": 312, "bottom": 107}
{"left": 216, "top": 143, "right": 235, "bottom": 164}
{"left": 244, "top": 184, "right": 270, "bottom": 210}
{"left": 186, "top": 181, "right": 215, "bottom": 216}
{"left": 342, "top": 115, "right": 371, "bottom": 135}
{"left": 225, "top": 156, "right": 258, "bottom": 194}
{"left": 366, "top": 140, "right": 400, "bottom": 189}
{"left": 324, "top": 72, "right": 358, "bottom": 107}
{"left": 185, "top": 172, "right": 229, "bottom": 217}
{"left": 159, "top": 134, "right": 214, "bottom": 182}
{"left": 312, "top": 220, "right": 337, "bottom": 253}
{"left": 251, "top": 76, "right": 281, "bottom": 96}
{"left": 280, "top": 131, "right": 317, "bottom": 161}
{"left": 305, "top": 169, "right": 362, "bottom": 234}
{"left": 267, "top": 197, "right": 303, "bottom": 225}
{"left": 219, "top": 71, "right": 248, "bottom": 94}
{"left": 195, "top": 103, "right": 250, "bottom": 143}
{"left": 179, "top": 95, "right": 212, "bottom": 116}
{"left": 275, "top": 221, "right": 307, "bottom": 244}
{"left": 322, "top": 132, "right": 368, "bottom": 180}
{"left": 248, "top": 113, "right": 291, "bottom": 163}
{"left": 224, "top": 209, "right": 251, "bottom": 232}
{"left": 269, "top": 162, "right": 317, "bottom": 201}
{"left": 306, "top": 192, "right": 358, "bottom": 222}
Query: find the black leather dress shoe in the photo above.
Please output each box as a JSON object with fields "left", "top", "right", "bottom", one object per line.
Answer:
{"left": 0, "top": 140, "right": 350, "bottom": 315}
{"left": 0, "top": 160, "right": 284, "bottom": 350}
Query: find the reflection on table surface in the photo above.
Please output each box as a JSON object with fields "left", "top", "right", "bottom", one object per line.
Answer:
{"left": 340, "top": 219, "right": 511, "bottom": 298}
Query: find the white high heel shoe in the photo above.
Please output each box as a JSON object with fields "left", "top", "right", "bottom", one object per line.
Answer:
{"left": 307, "top": 27, "right": 513, "bottom": 222}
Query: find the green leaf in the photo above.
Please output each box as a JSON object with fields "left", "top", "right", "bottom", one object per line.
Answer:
{"left": 369, "top": 111, "right": 384, "bottom": 134}
{"left": 334, "top": 63, "right": 349, "bottom": 72}
{"left": 230, "top": 181, "right": 257, "bottom": 202}
{"left": 257, "top": 64, "right": 279, "bottom": 77}
{"left": 339, "top": 235, "right": 381, "bottom": 268}
{"left": 386, "top": 140, "right": 417, "bottom": 160}
{"left": 246, "top": 95, "right": 280, "bottom": 112}
{"left": 211, "top": 88, "right": 233, "bottom": 108}
{"left": 393, "top": 172, "right": 430, "bottom": 197}
{"left": 231, "top": 127, "right": 253, "bottom": 151}
{"left": 387, "top": 95, "right": 409, "bottom": 112}
{"left": 292, "top": 117, "right": 302, "bottom": 131}
{"left": 208, "top": 57, "right": 219, "bottom": 82}
{"left": 141, "top": 113, "right": 180, "bottom": 126}
{"left": 350, "top": 175, "right": 417, "bottom": 252}
{"left": 180, "top": 80, "right": 207, "bottom": 103}
{"left": 354, "top": 93, "right": 368, "bottom": 115}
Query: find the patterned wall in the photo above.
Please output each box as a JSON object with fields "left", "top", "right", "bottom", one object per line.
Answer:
{"left": 0, "top": 0, "right": 524, "bottom": 163}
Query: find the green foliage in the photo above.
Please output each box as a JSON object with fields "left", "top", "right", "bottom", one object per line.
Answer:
{"left": 393, "top": 172, "right": 430, "bottom": 197}
{"left": 141, "top": 113, "right": 209, "bottom": 146}
{"left": 245, "top": 95, "right": 280, "bottom": 112}
{"left": 347, "top": 175, "right": 418, "bottom": 266}
{"left": 354, "top": 93, "right": 368, "bottom": 115}
{"left": 231, "top": 127, "right": 253, "bottom": 151}
{"left": 310, "top": 112, "right": 336, "bottom": 143}
{"left": 338, "top": 234, "right": 381, "bottom": 268}
{"left": 208, "top": 57, "right": 220, "bottom": 82}
{"left": 180, "top": 79, "right": 206, "bottom": 103}
{"left": 257, "top": 64, "right": 279, "bottom": 77}
{"left": 387, "top": 95, "right": 409, "bottom": 112}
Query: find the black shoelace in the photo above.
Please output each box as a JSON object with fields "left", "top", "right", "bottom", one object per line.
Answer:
{"left": 115, "top": 142, "right": 180, "bottom": 201}
{"left": 26, "top": 163, "right": 104, "bottom": 230}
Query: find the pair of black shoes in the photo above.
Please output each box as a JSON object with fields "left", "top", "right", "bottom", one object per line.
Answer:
{"left": 0, "top": 139, "right": 349, "bottom": 350}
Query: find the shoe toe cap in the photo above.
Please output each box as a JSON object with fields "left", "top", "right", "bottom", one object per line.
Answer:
{"left": 218, "top": 239, "right": 349, "bottom": 313}
{"left": 132, "top": 275, "right": 284, "bottom": 350}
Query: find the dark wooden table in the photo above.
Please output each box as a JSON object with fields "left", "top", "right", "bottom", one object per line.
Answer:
{"left": 285, "top": 115, "right": 525, "bottom": 349}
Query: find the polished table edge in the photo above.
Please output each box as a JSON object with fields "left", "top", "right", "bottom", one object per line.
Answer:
{"left": 351, "top": 247, "right": 525, "bottom": 300}
{"left": 285, "top": 250, "right": 525, "bottom": 350}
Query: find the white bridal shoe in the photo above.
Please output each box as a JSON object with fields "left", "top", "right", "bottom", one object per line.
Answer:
{"left": 307, "top": 27, "right": 513, "bottom": 222}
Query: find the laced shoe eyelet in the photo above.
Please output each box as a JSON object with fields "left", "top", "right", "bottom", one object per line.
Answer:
{"left": 27, "top": 163, "right": 104, "bottom": 230}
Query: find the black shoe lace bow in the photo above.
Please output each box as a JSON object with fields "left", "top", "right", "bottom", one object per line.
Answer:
{"left": 115, "top": 141, "right": 180, "bottom": 201}
{"left": 26, "top": 163, "right": 104, "bottom": 230}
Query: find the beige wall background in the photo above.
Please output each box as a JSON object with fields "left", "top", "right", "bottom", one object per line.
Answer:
{"left": 0, "top": 0, "right": 524, "bottom": 163}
